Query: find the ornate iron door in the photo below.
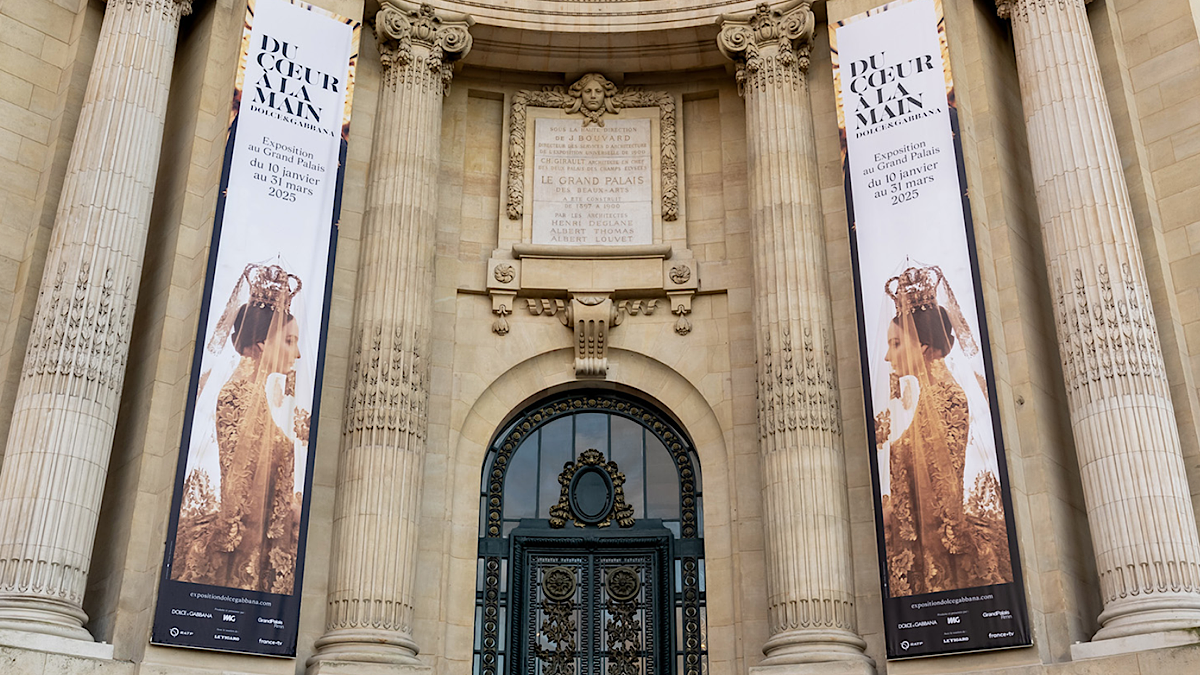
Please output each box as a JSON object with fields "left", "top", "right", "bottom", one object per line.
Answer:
{"left": 510, "top": 531, "right": 673, "bottom": 675}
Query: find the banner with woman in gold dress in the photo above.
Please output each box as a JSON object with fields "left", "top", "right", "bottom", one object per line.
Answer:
{"left": 152, "top": 0, "right": 358, "bottom": 656}
{"left": 831, "top": 0, "right": 1030, "bottom": 659}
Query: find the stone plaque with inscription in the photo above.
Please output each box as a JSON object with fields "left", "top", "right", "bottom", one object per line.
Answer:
{"left": 532, "top": 117, "right": 652, "bottom": 246}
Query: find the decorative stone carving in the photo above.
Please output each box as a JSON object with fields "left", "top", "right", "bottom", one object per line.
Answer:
{"left": 998, "top": 0, "right": 1200, "bottom": 648}
{"left": 758, "top": 326, "right": 841, "bottom": 437}
{"left": 1054, "top": 264, "right": 1168, "bottom": 401}
{"left": 526, "top": 297, "right": 568, "bottom": 321}
{"left": 572, "top": 294, "right": 618, "bottom": 378}
{"left": 718, "top": 1, "right": 872, "bottom": 668}
{"left": 22, "top": 261, "right": 134, "bottom": 392}
{"left": 0, "top": 0, "right": 189, "bottom": 642}
{"left": 717, "top": 0, "right": 814, "bottom": 96}
{"left": 493, "top": 263, "right": 515, "bottom": 283}
{"left": 372, "top": 0, "right": 473, "bottom": 95}
{"left": 995, "top": 0, "right": 1094, "bottom": 23}
{"left": 506, "top": 73, "right": 678, "bottom": 222}
{"left": 488, "top": 247, "right": 698, "bottom": 374}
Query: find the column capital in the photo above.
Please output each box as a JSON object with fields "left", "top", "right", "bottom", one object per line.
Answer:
{"left": 717, "top": 0, "right": 815, "bottom": 95}
{"left": 995, "top": 0, "right": 1090, "bottom": 21}
{"left": 106, "top": 0, "right": 193, "bottom": 17}
{"left": 371, "top": 0, "right": 473, "bottom": 94}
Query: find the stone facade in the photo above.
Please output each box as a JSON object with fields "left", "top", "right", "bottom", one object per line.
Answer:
{"left": 0, "top": 0, "right": 1198, "bottom": 673}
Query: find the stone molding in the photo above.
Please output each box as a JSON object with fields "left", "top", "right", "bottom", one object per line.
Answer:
{"left": 717, "top": 0, "right": 814, "bottom": 96}
{"left": 505, "top": 73, "right": 678, "bottom": 222}
{"left": 372, "top": 1, "right": 473, "bottom": 94}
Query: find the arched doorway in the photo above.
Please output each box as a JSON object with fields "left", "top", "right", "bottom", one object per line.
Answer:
{"left": 472, "top": 391, "right": 708, "bottom": 675}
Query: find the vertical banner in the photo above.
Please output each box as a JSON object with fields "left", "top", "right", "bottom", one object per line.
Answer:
{"left": 831, "top": 0, "right": 1030, "bottom": 659}
{"left": 152, "top": 0, "right": 358, "bottom": 656}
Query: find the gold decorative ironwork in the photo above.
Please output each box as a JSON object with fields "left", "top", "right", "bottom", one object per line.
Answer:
{"left": 606, "top": 567, "right": 640, "bottom": 602}
{"left": 536, "top": 565, "right": 578, "bottom": 675}
{"left": 543, "top": 566, "right": 577, "bottom": 602}
{"left": 549, "top": 448, "right": 635, "bottom": 529}
{"left": 605, "top": 566, "right": 644, "bottom": 675}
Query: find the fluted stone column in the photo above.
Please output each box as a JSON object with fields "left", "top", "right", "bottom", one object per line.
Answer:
{"left": 997, "top": 0, "right": 1200, "bottom": 651}
{"left": 307, "top": 2, "right": 471, "bottom": 672}
{"left": 719, "top": 2, "right": 873, "bottom": 671}
{"left": 0, "top": 0, "right": 189, "bottom": 644}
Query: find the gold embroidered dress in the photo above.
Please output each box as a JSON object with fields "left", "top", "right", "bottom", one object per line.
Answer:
{"left": 885, "top": 358, "right": 971, "bottom": 596}
{"left": 173, "top": 357, "right": 299, "bottom": 594}
{"left": 878, "top": 265, "right": 1013, "bottom": 597}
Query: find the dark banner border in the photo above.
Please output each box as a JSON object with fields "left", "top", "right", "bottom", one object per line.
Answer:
{"left": 835, "top": 0, "right": 1032, "bottom": 660}
{"left": 150, "top": 0, "right": 357, "bottom": 656}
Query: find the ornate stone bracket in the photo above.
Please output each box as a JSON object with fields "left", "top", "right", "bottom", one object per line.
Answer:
{"left": 506, "top": 73, "right": 678, "bottom": 222}
{"left": 487, "top": 246, "right": 698, "bottom": 378}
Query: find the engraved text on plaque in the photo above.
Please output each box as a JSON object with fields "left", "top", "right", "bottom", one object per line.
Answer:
{"left": 532, "top": 117, "right": 652, "bottom": 246}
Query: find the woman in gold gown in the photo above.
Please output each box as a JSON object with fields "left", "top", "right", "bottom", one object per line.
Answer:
{"left": 172, "top": 264, "right": 307, "bottom": 594}
{"left": 877, "top": 266, "right": 1011, "bottom": 596}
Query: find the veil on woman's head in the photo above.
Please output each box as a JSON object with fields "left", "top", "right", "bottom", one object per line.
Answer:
{"left": 184, "top": 262, "right": 303, "bottom": 503}
{"left": 173, "top": 260, "right": 307, "bottom": 592}
{"left": 873, "top": 264, "right": 999, "bottom": 505}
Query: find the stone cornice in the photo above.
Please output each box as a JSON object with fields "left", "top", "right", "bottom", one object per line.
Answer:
{"left": 716, "top": 0, "right": 815, "bottom": 95}
{"left": 370, "top": 1, "right": 474, "bottom": 93}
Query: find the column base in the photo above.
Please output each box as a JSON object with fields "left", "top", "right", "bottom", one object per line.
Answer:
{"left": 1071, "top": 629, "right": 1200, "bottom": 661}
{"left": 0, "top": 627, "right": 114, "bottom": 660}
{"left": 307, "top": 627, "right": 424, "bottom": 671}
{"left": 307, "top": 660, "right": 431, "bottom": 675}
{"left": 751, "top": 661, "right": 875, "bottom": 675}
{"left": 759, "top": 628, "right": 876, "bottom": 671}
{"left": 1092, "top": 594, "right": 1200, "bottom": 641}
{"left": 0, "top": 594, "right": 95, "bottom": 643}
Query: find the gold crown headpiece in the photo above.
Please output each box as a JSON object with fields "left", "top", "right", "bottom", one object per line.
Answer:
{"left": 206, "top": 262, "right": 302, "bottom": 355}
{"left": 885, "top": 266, "right": 942, "bottom": 316}
{"left": 884, "top": 265, "right": 980, "bottom": 356}
{"left": 245, "top": 263, "right": 302, "bottom": 314}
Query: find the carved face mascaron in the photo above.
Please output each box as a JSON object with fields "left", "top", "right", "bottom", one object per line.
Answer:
{"left": 580, "top": 80, "right": 606, "bottom": 112}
